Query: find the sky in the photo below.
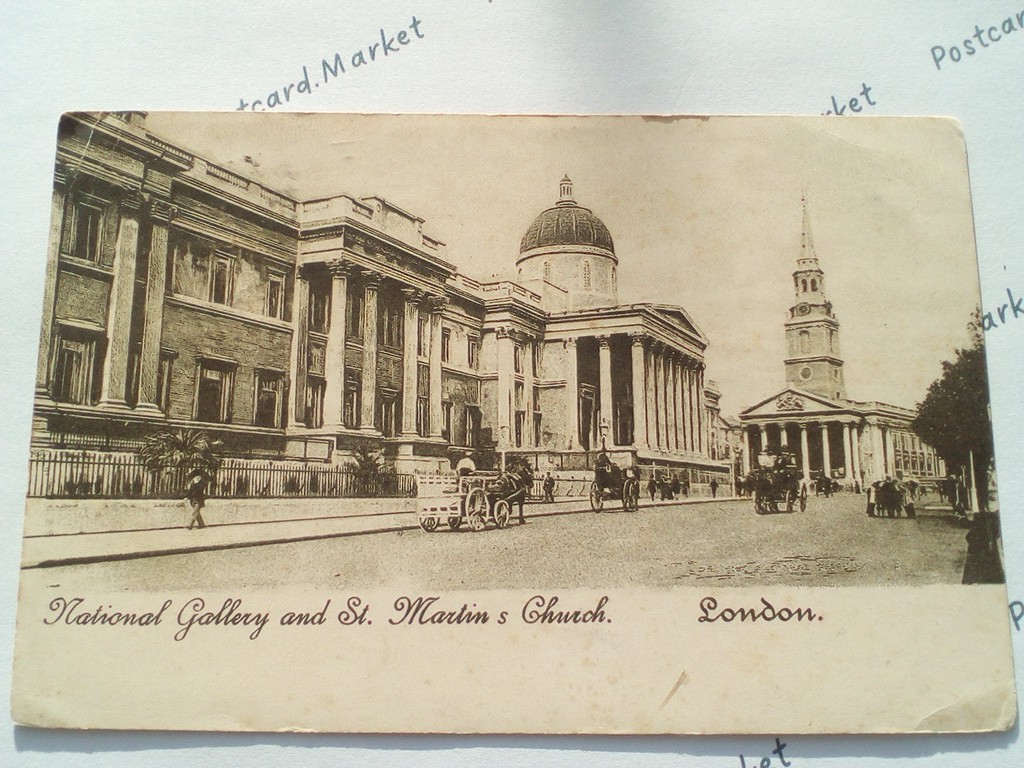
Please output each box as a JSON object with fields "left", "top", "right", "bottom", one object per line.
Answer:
{"left": 144, "top": 113, "right": 982, "bottom": 416}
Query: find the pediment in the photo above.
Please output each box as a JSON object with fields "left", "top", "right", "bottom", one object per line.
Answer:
{"left": 645, "top": 305, "right": 705, "bottom": 342}
{"left": 741, "top": 387, "right": 850, "bottom": 418}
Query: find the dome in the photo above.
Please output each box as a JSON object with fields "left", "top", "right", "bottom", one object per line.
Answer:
{"left": 519, "top": 176, "right": 614, "bottom": 255}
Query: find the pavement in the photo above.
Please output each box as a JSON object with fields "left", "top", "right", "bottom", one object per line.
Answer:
{"left": 20, "top": 494, "right": 739, "bottom": 569}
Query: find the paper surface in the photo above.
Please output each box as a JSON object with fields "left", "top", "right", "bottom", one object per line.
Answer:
{"left": 10, "top": 112, "right": 1014, "bottom": 735}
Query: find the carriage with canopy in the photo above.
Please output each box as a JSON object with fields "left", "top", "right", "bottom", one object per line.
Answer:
{"left": 588, "top": 452, "right": 641, "bottom": 513}
{"left": 746, "top": 452, "right": 807, "bottom": 514}
{"left": 416, "top": 461, "right": 533, "bottom": 532}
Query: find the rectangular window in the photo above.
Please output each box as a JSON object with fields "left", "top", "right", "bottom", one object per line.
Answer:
{"left": 380, "top": 304, "right": 402, "bottom": 348}
{"left": 442, "top": 400, "right": 453, "bottom": 441}
{"left": 514, "top": 381, "right": 524, "bottom": 409}
{"left": 417, "top": 315, "right": 429, "bottom": 357}
{"left": 210, "top": 255, "right": 233, "bottom": 306}
{"left": 156, "top": 353, "right": 174, "bottom": 413}
{"left": 308, "top": 284, "right": 329, "bottom": 334}
{"left": 346, "top": 282, "right": 363, "bottom": 340}
{"left": 379, "top": 394, "right": 398, "bottom": 437}
{"left": 416, "top": 395, "right": 429, "bottom": 437}
{"left": 196, "top": 361, "right": 235, "bottom": 423}
{"left": 343, "top": 370, "right": 361, "bottom": 429}
{"left": 71, "top": 204, "right": 103, "bottom": 263}
{"left": 514, "top": 411, "right": 525, "bottom": 448}
{"left": 441, "top": 327, "right": 451, "bottom": 363}
{"left": 532, "top": 342, "right": 543, "bottom": 376}
{"left": 464, "top": 406, "right": 480, "bottom": 448}
{"left": 533, "top": 412, "right": 542, "bottom": 448}
{"left": 52, "top": 331, "right": 99, "bottom": 405}
{"left": 305, "top": 377, "right": 325, "bottom": 428}
{"left": 254, "top": 371, "right": 283, "bottom": 428}
{"left": 266, "top": 274, "right": 285, "bottom": 319}
{"left": 467, "top": 336, "right": 479, "bottom": 370}
{"left": 514, "top": 343, "right": 524, "bottom": 374}
{"left": 125, "top": 345, "right": 142, "bottom": 408}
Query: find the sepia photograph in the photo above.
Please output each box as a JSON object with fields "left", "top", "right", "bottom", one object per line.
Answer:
{"left": 11, "top": 113, "right": 1015, "bottom": 734}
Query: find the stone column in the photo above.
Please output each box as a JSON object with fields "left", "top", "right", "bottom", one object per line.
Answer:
{"left": 496, "top": 326, "right": 514, "bottom": 448}
{"left": 400, "top": 287, "right": 420, "bottom": 437}
{"left": 851, "top": 423, "right": 862, "bottom": 484}
{"left": 843, "top": 423, "right": 854, "bottom": 480}
{"left": 428, "top": 297, "right": 446, "bottom": 438}
{"left": 696, "top": 366, "right": 706, "bottom": 455}
{"left": 688, "top": 366, "right": 698, "bottom": 452}
{"left": 657, "top": 350, "right": 669, "bottom": 450}
{"left": 523, "top": 334, "right": 535, "bottom": 447}
{"left": 36, "top": 174, "right": 68, "bottom": 396}
{"left": 799, "top": 424, "right": 810, "bottom": 482}
{"left": 629, "top": 333, "right": 647, "bottom": 449}
{"left": 99, "top": 192, "right": 142, "bottom": 409}
{"left": 359, "top": 272, "right": 380, "bottom": 431}
{"left": 644, "top": 346, "right": 656, "bottom": 450}
{"left": 322, "top": 260, "right": 350, "bottom": 429}
{"left": 820, "top": 423, "right": 832, "bottom": 478}
{"left": 135, "top": 200, "right": 175, "bottom": 413}
{"left": 287, "top": 271, "right": 310, "bottom": 427}
{"left": 884, "top": 427, "right": 895, "bottom": 476}
{"left": 564, "top": 337, "right": 579, "bottom": 450}
{"left": 742, "top": 427, "right": 751, "bottom": 475}
{"left": 672, "top": 355, "right": 683, "bottom": 451}
{"left": 758, "top": 424, "right": 768, "bottom": 456}
{"left": 682, "top": 364, "right": 692, "bottom": 451}
{"left": 779, "top": 423, "right": 789, "bottom": 449}
{"left": 598, "top": 335, "right": 614, "bottom": 447}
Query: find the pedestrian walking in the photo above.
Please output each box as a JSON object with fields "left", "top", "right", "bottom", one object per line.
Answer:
{"left": 865, "top": 482, "right": 876, "bottom": 517}
{"left": 184, "top": 470, "right": 208, "bottom": 530}
{"left": 709, "top": 478, "right": 718, "bottom": 498}
{"left": 669, "top": 472, "right": 680, "bottom": 500}
{"left": 542, "top": 472, "right": 555, "bottom": 503}
{"left": 647, "top": 475, "right": 657, "bottom": 501}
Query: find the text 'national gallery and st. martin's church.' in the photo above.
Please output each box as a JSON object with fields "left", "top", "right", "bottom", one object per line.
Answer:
{"left": 32, "top": 113, "right": 942, "bottom": 492}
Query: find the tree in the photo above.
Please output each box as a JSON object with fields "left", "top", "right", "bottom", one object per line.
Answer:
{"left": 138, "top": 428, "right": 222, "bottom": 476}
{"left": 912, "top": 311, "right": 992, "bottom": 504}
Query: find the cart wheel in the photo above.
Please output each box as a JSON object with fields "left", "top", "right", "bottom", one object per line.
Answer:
{"left": 494, "top": 500, "right": 511, "bottom": 529}
{"left": 420, "top": 516, "right": 438, "bottom": 532}
{"left": 622, "top": 479, "right": 640, "bottom": 512}
{"left": 753, "top": 491, "right": 767, "bottom": 515}
{"left": 447, "top": 516, "right": 462, "bottom": 531}
{"left": 465, "top": 488, "right": 487, "bottom": 531}
{"left": 784, "top": 489, "right": 795, "bottom": 514}
{"left": 589, "top": 482, "right": 604, "bottom": 512}
{"left": 799, "top": 493, "right": 808, "bottom": 513}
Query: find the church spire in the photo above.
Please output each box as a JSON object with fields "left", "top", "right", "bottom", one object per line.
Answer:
{"left": 800, "top": 193, "right": 818, "bottom": 263}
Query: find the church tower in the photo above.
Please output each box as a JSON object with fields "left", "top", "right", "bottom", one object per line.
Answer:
{"left": 783, "top": 197, "right": 846, "bottom": 400}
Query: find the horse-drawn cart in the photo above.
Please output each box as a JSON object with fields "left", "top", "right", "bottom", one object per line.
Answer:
{"left": 589, "top": 454, "right": 641, "bottom": 513}
{"left": 747, "top": 453, "right": 807, "bottom": 515}
{"left": 416, "top": 465, "right": 532, "bottom": 532}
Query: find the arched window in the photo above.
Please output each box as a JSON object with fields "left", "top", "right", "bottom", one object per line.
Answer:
{"left": 543, "top": 261, "right": 551, "bottom": 280}
{"left": 799, "top": 329, "right": 810, "bottom": 353}
{"left": 801, "top": 279, "right": 807, "bottom": 292}
{"left": 810, "top": 278, "right": 817, "bottom": 292}
{"left": 582, "top": 259, "right": 592, "bottom": 290}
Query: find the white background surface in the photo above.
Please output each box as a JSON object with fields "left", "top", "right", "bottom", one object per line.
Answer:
{"left": 1, "top": 1, "right": 1022, "bottom": 765}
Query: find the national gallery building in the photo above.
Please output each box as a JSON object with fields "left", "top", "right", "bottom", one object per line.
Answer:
{"left": 32, "top": 113, "right": 730, "bottom": 486}
{"left": 739, "top": 203, "right": 945, "bottom": 486}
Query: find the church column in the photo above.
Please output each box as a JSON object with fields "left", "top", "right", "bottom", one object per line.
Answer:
{"left": 400, "top": 287, "right": 420, "bottom": 437}
{"left": 884, "top": 427, "right": 895, "bottom": 476}
{"left": 697, "top": 365, "right": 706, "bottom": 454}
{"left": 758, "top": 424, "right": 768, "bottom": 457}
{"left": 842, "top": 423, "right": 854, "bottom": 480}
{"left": 37, "top": 170, "right": 69, "bottom": 395}
{"left": 496, "top": 326, "right": 514, "bottom": 449}
{"left": 322, "top": 260, "right": 350, "bottom": 430}
{"left": 650, "top": 347, "right": 662, "bottom": 449}
{"left": 564, "top": 337, "right": 579, "bottom": 449}
{"left": 659, "top": 350, "right": 670, "bottom": 451}
{"left": 135, "top": 200, "right": 175, "bottom": 413}
{"left": 799, "top": 424, "right": 810, "bottom": 482}
{"left": 779, "top": 423, "right": 789, "bottom": 450}
{"left": 629, "top": 333, "right": 647, "bottom": 449}
{"left": 742, "top": 427, "right": 751, "bottom": 475}
{"left": 99, "top": 192, "right": 142, "bottom": 409}
{"left": 681, "top": 363, "right": 692, "bottom": 451}
{"left": 287, "top": 270, "right": 310, "bottom": 427}
{"left": 359, "top": 272, "right": 381, "bottom": 431}
{"left": 820, "top": 423, "right": 832, "bottom": 478}
{"left": 672, "top": 355, "right": 683, "bottom": 451}
{"left": 663, "top": 351, "right": 675, "bottom": 450}
{"left": 644, "top": 345, "right": 656, "bottom": 450}
{"left": 850, "top": 424, "right": 862, "bottom": 484}
{"left": 598, "top": 335, "right": 613, "bottom": 447}
{"left": 428, "top": 296, "right": 446, "bottom": 438}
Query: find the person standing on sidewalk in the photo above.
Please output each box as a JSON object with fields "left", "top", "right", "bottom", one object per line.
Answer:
{"left": 184, "top": 470, "right": 208, "bottom": 530}
{"left": 710, "top": 478, "right": 718, "bottom": 498}
{"left": 542, "top": 472, "right": 555, "bottom": 503}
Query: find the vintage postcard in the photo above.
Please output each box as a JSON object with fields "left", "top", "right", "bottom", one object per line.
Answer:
{"left": 11, "top": 113, "right": 1015, "bottom": 733}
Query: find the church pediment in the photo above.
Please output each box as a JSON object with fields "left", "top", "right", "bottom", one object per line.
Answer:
{"left": 644, "top": 305, "right": 706, "bottom": 343}
{"left": 741, "top": 387, "right": 851, "bottom": 418}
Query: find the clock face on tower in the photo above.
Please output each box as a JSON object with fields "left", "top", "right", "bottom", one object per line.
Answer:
{"left": 796, "top": 302, "right": 811, "bottom": 316}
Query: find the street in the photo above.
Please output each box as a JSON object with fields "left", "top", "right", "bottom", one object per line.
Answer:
{"left": 22, "top": 493, "right": 970, "bottom": 592}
